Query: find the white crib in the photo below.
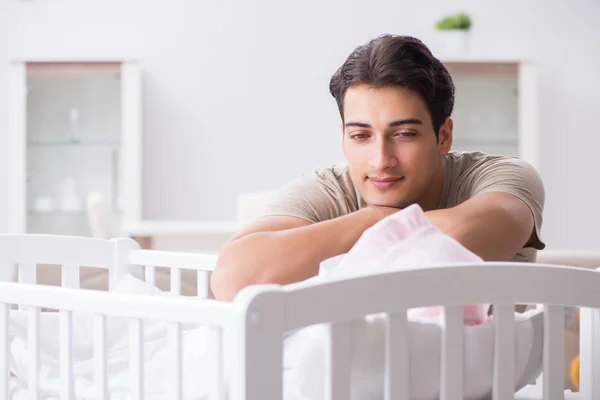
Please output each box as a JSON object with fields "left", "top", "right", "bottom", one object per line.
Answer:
{"left": 0, "top": 233, "right": 599, "bottom": 399}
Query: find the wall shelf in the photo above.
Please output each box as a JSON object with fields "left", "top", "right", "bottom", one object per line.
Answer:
{"left": 120, "top": 220, "right": 242, "bottom": 237}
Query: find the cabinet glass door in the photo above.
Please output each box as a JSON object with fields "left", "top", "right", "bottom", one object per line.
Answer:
{"left": 444, "top": 62, "right": 520, "bottom": 157}
{"left": 25, "top": 62, "right": 122, "bottom": 236}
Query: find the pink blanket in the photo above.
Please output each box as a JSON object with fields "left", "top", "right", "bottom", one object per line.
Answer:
{"left": 321, "top": 204, "right": 489, "bottom": 325}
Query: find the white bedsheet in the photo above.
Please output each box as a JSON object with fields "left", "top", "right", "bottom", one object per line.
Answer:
{"left": 513, "top": 378, "right": 581, "bottom": 400}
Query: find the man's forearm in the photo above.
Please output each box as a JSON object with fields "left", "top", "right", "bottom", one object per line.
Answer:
{"left": 423, "top": 192, "right": 534, "bottom": 261}
{"left": 211, "top": 206, "right": 397, "bottom": 300}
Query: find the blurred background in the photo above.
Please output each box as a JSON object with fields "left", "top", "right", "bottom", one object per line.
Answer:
{"left": 1, "top": 0, "right": 599, "bottom": 253}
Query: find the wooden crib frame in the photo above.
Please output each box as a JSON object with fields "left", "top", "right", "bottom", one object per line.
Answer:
{"left": 0, "top": 233, "right": 599, "bottom": 399}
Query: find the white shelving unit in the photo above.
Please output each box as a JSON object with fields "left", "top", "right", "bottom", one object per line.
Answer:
{"left": 442, "top": 59, "right": 538, "bottom": 169}
{"left": 7, "top": 60, "right": 142, "bottom": 237}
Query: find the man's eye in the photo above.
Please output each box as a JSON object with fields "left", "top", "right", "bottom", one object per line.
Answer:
{"left": 395, "top": 132, "right": 416, "bottom": 137}
{"left": 351, "top": 134, "right": 368, "bottom": 140}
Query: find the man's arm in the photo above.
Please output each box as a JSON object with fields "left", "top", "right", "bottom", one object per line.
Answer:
{"left": 425, "top": 191, "right": 536, "bottom": 261}
{"left": 211, "top": 190, "right": 534, "bottom": 301}
{"left": 210, "top": 205, "right": 398, "bottom": 301}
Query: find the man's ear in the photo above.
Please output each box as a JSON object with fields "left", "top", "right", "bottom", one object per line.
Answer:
{"left": 438, "top": 117, "right": 453, "bottom": 155}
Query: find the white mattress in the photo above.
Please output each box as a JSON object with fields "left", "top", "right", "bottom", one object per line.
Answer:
{"left": 515, "top": 383, "right": 581, "bottom": 400}
{"left": 9, "top": 377, "right": 581, "bottom": 400}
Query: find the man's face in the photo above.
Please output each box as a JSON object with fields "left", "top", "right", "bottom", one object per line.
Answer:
{"left": 342, "top": 85, "right": 452, "bottom": 209}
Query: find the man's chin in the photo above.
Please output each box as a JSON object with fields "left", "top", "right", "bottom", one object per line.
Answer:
{"left": 365, "top": 197, "right": 407, "bottom": 209}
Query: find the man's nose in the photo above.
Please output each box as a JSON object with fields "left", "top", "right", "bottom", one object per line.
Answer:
{"left": 368, "top": 141, "right": 398, "bottom": 171}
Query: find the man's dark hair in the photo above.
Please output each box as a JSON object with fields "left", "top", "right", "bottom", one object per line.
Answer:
{"left": 329, "top": 34, "right": 455, "bottom": 136}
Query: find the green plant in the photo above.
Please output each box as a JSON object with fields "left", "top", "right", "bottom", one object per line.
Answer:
{"left": 435, "top": 13, "right": 471, "bottom": 30}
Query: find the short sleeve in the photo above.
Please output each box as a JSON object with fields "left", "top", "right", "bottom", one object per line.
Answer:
{"left": 468, "top": 157, "right": 546, "bottom": 250}
{"left": 260, "top": 173, "right": 349, "bottom": 224}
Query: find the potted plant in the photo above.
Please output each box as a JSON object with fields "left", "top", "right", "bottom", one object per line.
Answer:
{"left": 435, "top": 12, "right": 472, "bottom": 57}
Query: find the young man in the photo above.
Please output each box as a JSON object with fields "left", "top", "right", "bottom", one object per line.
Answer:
{"left": 211, "top": 34, "right": 545, "bottom": 301}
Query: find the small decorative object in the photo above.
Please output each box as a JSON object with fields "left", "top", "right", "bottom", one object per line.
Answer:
{"left": 34, "top": 196, "right": 56, "bottom": 214}
{"left": 435, "top": 12, "right": 472, "bottom": 57}
{"left": 67, "top": 107, "right": 81, "bottom": 143}
{"left": 86, "top": 192, "right": 111, "bottom": 239}
{"left": 59, "top": 177, "right": 82, "bottom": 213}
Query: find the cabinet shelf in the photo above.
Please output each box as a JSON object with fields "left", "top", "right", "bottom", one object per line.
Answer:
{"left": 28, "top": 211, "right": 85, "bottom": 217}
{"left": 27, "top": 210, "right": 122, "bottom": 217}
{"left": 27, "top": 139, "right": 120, "bottom": 149}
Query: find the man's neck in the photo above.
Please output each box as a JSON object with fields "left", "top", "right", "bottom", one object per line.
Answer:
{"left": 416, "top": 158, "right": 445, "bottom": 212}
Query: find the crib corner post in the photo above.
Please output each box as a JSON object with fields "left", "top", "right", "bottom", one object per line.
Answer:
{"left": 230, "top": 284, "right": 285, "bottom": 400}
{"left": 109, "top": 238, "right": 142, "bottom": 290}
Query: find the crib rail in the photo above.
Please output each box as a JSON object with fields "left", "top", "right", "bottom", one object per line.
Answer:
{"left": 0, "top": 235, "right": 230, "bottom": 399}
{"left": 130, "top": 249, "right": 218, "bottom": 298}
{"left": 0, "top": 282, "right": 233, "bottom": 325}
{"left": 0, "top": 234, "right": 141, "bottom": 293}
{"left": 129, "top": 249, "right": 218, "bottom": 271}
{"left": 0, "top": 235, "right": 219, "bottom": 298}
{"left": 0, "top": 281, "right": 235, "bottom": 400}
{"left": 0, "top": 234, "right": 115, "bottom": 267}
{"left": 234, "top": 262, "right": 600, "bottom": 400}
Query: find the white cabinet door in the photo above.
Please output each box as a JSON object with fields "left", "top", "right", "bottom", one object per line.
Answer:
{"left": 120, "top": 61, "right": 143, "bottom": 227}
{"left": 518, "top": 62, "right": 539, "bottom": 169}
{"left": 7, "top": 62, "right": 27, "bottom": 234}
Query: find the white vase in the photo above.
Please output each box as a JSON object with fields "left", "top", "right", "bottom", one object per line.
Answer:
{"left": 440, "top": 30, "right": 470, "bottom": 58}
{"left": 59, "top": 177, "right": 82, "bottom": 213}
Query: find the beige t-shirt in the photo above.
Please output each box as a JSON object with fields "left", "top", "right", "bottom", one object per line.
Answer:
{"left": 262, "top": 151, "right": 545, "bottom": 262}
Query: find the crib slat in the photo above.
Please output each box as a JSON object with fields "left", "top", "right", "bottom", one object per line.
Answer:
{"left": 579, "top": 307, "right": 600, "bottom": 399}
{"left": 169, "top": 322, "right": 182, "bottom": 399}
{"left": 144, "top": 266, "right": 156, "bottom": 286}
{"left": 60, "top": 310, "right": 74, "bottom": 399}
{"left": 61, "top": 262, "right": 78, "bottom": 398}
{"left": 385, "top": 311, "right": 409, "bottom": 400}
{"left": 61, "top": 265, "right": 80, "bottom": 289}
{"left": 492, "top": 304, "right": 515, "bottom": 400}
{"left": 441, "top": 306, "right": 463, "bottom": 400}
{"left": 94, "top": 315, "right": 108, "bottom": 400}
{"left": 209, "top": 327, "right": 223, "bottom": 399}
{"left": 543, "top": 305, "right": 565, "bottom": 400}
{"left": 0, "top": 303, "right": 9, "bottom": 400}
{"left": 130, "top": 319, "right": 144, "bottom": 400}
{"left": 326, "top": 320, "right": 351, "bottom": 400}
{"left": 171, "top": 268, "right": 182, "bottom": 295}
{"left": 197, "top": 271, "right": 209, "bottom": 298}
{"left": 28, "top": 306, "right": 40, "bottom": 399}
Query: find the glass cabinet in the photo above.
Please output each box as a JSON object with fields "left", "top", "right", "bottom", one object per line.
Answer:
{"left": 443, "top": 60, "right": 538, "bottom": 168}
{"left": 7, "top": 61, "right": 142, "bottom": 237}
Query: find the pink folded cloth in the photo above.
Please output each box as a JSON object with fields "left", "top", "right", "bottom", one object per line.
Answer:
{"left": 324, "top": 204, "right": 489, "bottom": 326}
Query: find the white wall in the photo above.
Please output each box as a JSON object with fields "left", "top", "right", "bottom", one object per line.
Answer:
{"left": 0, "top": 0, "right": 8, "bottom": 231}
{"left": 2, "top": 0, "right": 600, "bottom": 250}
